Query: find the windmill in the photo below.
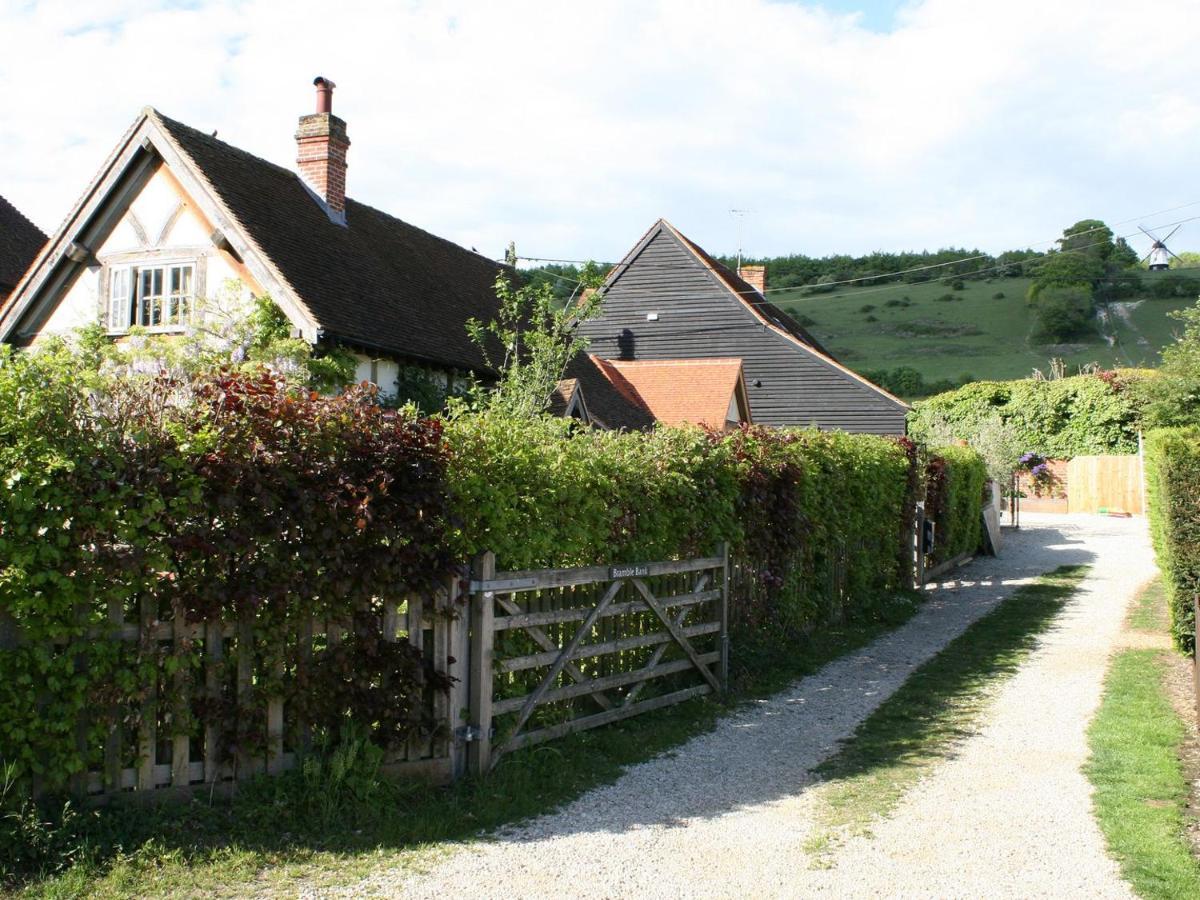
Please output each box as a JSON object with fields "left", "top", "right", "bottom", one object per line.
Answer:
{"left": 1139, "top": 224, "right": 1182, "bottom": 271}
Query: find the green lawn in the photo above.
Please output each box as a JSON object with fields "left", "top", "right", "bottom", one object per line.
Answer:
{"left": 772, "top": 272, "right": 1193, "bottom": 385}
{"left": 1085, "top": 579, "right": 1200, "bottom": 900}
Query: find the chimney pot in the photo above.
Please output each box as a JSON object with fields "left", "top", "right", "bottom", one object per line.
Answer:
{"left": 313, "top": 76, "right": 336, "bottom": 113}
{"left": 297, "top": 76, "right": 350, "bottom": 217}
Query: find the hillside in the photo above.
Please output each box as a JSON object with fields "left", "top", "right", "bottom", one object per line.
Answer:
{"left": 771, "top": 270, "right": 1195, "bottom": 389}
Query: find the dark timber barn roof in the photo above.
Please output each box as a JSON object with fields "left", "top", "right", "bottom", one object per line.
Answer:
{"left": 0, "top": 195, "right": 46, "bottom": 301}
{"left": 577, "top": 220, "right": 908, "bottom": 433}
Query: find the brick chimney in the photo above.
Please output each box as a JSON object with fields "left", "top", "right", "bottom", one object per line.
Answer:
{"left": 738, "top": 264, "right": 766, "bottom": 295}
{"left": 296, "top": 76, "right": 350, "bottom": 217}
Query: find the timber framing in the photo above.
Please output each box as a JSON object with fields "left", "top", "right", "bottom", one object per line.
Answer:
{"left": 0, "top": 108, "right": 319, "bottom": 345}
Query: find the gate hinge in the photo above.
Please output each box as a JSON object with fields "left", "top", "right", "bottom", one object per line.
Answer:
{"left": 456, "top": 725, "right": 492, "bottom": 743}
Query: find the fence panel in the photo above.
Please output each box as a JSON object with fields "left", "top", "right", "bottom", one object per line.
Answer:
{"left": 1067, "top": 454, "right": 1144, "bottom": 515}
{"left": 6, "top": 580, "right": 460, "bottom": 803}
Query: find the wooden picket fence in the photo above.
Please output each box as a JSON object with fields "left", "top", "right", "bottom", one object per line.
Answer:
{"left": 10, "top": 529, "right": 934, "bottom": 800}
{"left": 4, "top": 578, "right": 467, "bottom": 802}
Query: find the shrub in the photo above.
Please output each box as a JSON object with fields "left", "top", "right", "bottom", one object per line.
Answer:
{"left": 924, "top": 446, "right": 987, "bottom": 564}
{"left": 864, "top": 315, "right": 878, "bottom": 323}
{"left": 993, "top": 291, "right": 1006, "bottom": 299}
{"left": 1144, "top": 428, "right": 1200, "bottom": 651}
{"left": 1033, "top": 285, "right": 1094, "bottom": 342}
{"left": 935, "top": 293, "right": 956, "bottom": 303}
{"left": 446, "top": 416, "right": 917, "bottom": 641}
{"left": 859, "top": 304, "right": 876, "bottom": 313}
{"left": 908, "top": 372, "right": 1149, "bottom": 457}
{"left": 0, "top": 349, "right": 455, "bottom": 794}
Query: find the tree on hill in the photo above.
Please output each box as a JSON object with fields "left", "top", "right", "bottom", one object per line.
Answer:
{"left": 1137, "top": 295, "right": 1200, "bottom": 427}
{"left": 1111, "top": 237, "right": 1140, "bottom": 270}
{"left": 1032, "top": 286, "right": 1094, "bottom": 341}
{"left": 1169, "top": 251, "right": 1200, "bottom": 270}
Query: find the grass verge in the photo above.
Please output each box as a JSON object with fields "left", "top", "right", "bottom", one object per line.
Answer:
{"left": 10, "top": 593, "right": 923, "bottom": 899}
{"left": 805, "top": 564, "right": 1089, "bottom": 859}
{"left": 1085, "top": 580, "right": 1200, "bottom": 899}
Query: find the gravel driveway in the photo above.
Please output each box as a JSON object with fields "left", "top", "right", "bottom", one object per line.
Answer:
{"left": 318, "top": 514, "right": 1154, "bottom": 899}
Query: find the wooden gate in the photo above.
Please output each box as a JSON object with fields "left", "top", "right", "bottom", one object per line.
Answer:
{"left": 465, "top": 546, "right": 729, "bottom": 775}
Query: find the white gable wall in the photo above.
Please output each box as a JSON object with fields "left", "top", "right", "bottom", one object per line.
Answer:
{"left": 36, "top": 163, "right": 259, "bottom": 341}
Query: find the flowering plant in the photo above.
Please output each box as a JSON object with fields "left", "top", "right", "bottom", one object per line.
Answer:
{"left": 1018, "top": 452, "right": 1057, "bottom": 493}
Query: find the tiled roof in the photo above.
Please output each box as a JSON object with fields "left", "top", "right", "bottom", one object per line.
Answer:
{"left": 154, "top": 112, "right": 504, "bottom": 372}
{"left": 594, "top": 356, "right": 746, "bottom": 428}
{"left": 557, "top": 353, "right": 656, "bottom": 430}
{"left": 0, "top": 195, "right": 46, "bottom": 295}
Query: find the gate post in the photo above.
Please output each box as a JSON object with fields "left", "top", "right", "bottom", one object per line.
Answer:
{"left": 468, "top": 551, "right": 495, "bottom": 777}
{"left": 718, "top": 541, "right": 730, "bottom": 693}
{"left": 914, "top": 502, "right": 926, "bottom": 589}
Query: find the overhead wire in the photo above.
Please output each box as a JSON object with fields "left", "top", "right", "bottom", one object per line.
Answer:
{"left": 508, "top": 200, "right": 1200, "bottom": 295}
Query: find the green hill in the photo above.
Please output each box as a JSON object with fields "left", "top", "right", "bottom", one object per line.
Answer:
{"left": 772, "top": 270, "right": 1195, "bottom": 389}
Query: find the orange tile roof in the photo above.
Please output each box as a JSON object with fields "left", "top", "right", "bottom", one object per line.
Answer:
{"left": 589, "top": 355, "right": 748, "bottom": 428}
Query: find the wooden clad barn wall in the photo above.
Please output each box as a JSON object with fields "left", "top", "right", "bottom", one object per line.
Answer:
{"left": 577, "top": 226, "right": 908, "bottom": 434}
{"left": 1066, "top": 454, "right": 1144, "bottom": 515}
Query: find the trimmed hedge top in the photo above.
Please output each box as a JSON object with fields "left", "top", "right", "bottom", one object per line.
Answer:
{"left": 909, "top": 371, "right": 1150, "bottom": 457}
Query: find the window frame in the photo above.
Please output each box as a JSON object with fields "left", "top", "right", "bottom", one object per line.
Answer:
{"left": 104, "top": 259, "right": 197, "bottom": 335}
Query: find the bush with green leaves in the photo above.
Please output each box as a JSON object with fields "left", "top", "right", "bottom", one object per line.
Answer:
{"left": 0, "top": 346, "right": 455, "bottom": 797}
{"left": 909, "top": 371, "right": 1149, "bottom": 457}
{"left": 924, "top": 446, "right": 987, "bottom": 565}
{"left": 446, "top": 416, "right": 919, "bottom": 641}
{"left": 1143, "top": 427, "right": 1200, "bottom": 651}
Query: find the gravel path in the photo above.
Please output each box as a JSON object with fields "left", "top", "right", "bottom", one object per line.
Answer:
{"left": 318, "top": 514, "right": 1153, "bottom": 899}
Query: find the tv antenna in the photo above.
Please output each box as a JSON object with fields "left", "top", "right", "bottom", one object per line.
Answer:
{"left": 730, "top": 208, "right": 753, "bottom": 271}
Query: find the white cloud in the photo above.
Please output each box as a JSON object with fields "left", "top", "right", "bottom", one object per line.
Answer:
{"left": 2, "top": 0, "right": 1200, "bottom": 262}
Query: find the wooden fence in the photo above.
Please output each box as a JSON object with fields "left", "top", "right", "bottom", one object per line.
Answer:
{"left": 465, "top": 547, "right": 729, "bottom": 775}
{"left": 1066, "top": 454, "right": 1144, "bottom": 515}
{"left": 6, "top": 580, "right": 466, "bottom": 802}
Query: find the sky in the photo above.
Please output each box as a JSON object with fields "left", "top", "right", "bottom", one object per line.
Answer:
{"left": 3, "top": 0, "right": 1200, "bottom": 265}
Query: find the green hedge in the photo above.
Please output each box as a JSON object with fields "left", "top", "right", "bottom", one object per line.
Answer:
{"left": 0, "top": 348, "right": 454, "bottom": 793}
{"left": 925, "top": 446, "right": 987, "bottom": 565}
{"left": 0, "top": 349, "right": 921, "bottom": 797}
{"left": 447, "top": 416, "right": 918, "bottom": 640}
{"left": 1144, "top": 428, "right": 1200, "bottom": 651}
{"left": 909, "top": 372, "right": 1149, "bottom": 457}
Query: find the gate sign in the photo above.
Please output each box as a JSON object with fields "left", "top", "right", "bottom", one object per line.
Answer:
{"left": 609, "top": 564, "right": 650, "bottom": 579}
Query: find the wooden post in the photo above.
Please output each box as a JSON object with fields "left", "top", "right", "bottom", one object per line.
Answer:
{"left": 468, "top": 551, "right": 495, "bottom": 777}
{"left": 236, "top": 612, "right": 254, "bottom": 778}
{"left": 203, "top": 620, "right": 224, "bottom": 785}
{"left": 171, "top": 606, "right": 191, "bottom": 788}
{"left": 1194, "top": 597, "right": 1199, "bottom": 727}
{"left": 447, "top": 572, "right": 470, "bottom": 780}
{"left": 718, "top": 543, "right": 730, "bottom": 693}
{"left": 105, "top": 599, "right": 125, "bottom": 793}
{"left": 137, "top": 596, "right": 158, "bottom": 791}
{"left": 914, "top": 503, "right": 926, "bottom": 589}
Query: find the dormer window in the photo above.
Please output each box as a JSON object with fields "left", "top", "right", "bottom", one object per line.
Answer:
{"left": 106, "top": 262, "right": 195, "bottom": 333}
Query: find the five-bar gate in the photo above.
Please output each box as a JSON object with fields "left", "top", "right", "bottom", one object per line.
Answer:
{"left": 465, "top": 545, "right": 729, "bottom": 775}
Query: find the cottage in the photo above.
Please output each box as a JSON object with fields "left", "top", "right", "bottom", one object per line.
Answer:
{"left": 576, "top": 219, "right": 909, "bottom": 433}
{"left": 0, "top": 78, "right": 504, "bottom": 397}
{"left": 0, "top": 195, "right": 46, "bottom": 305}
